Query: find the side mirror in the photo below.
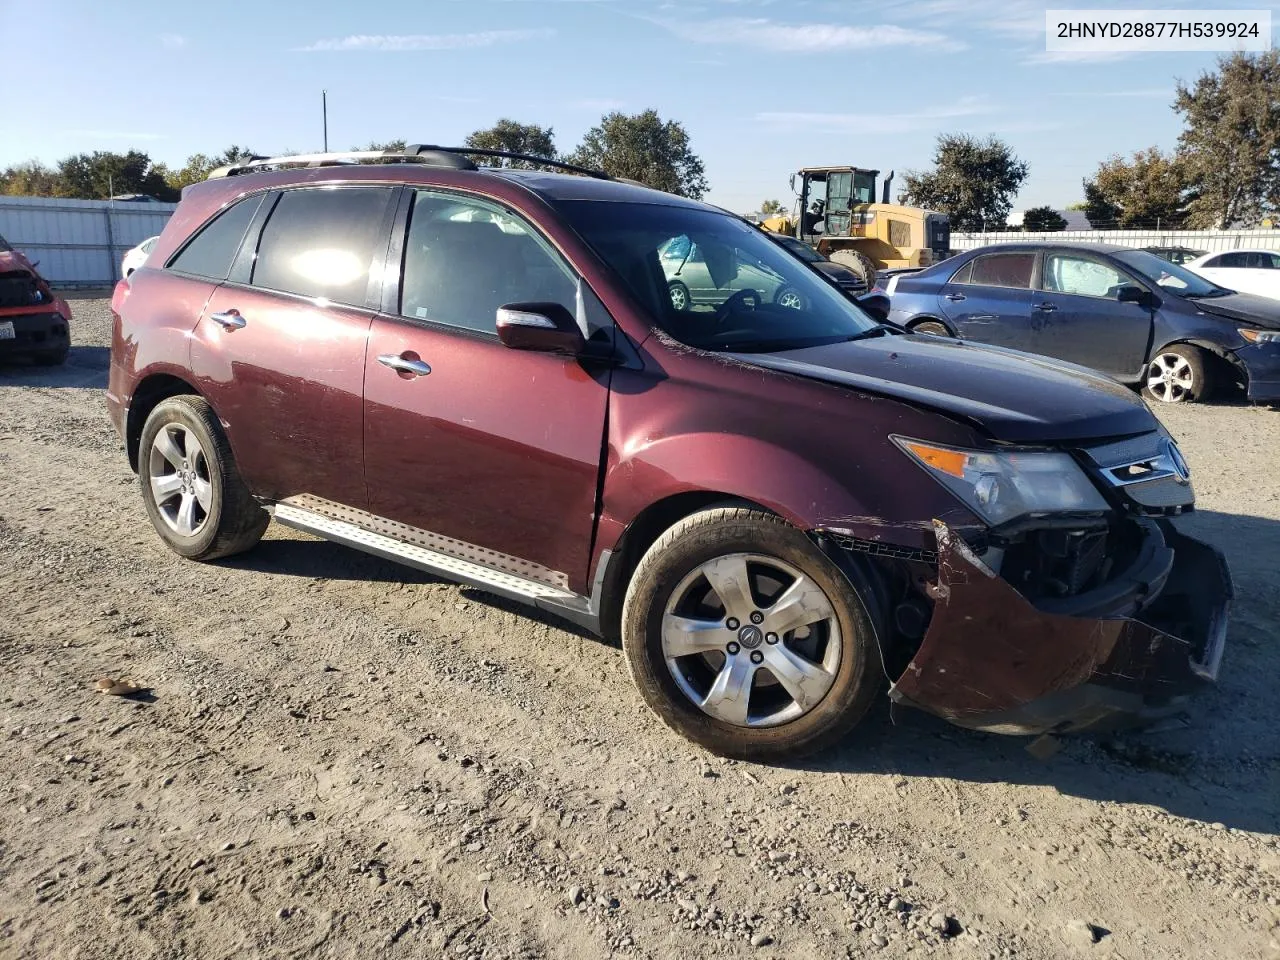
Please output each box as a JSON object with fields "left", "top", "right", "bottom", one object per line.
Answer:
{"left": 495, "top": 302, "right": 586, "bottom": 356}
{"left": 789, "top": 173, "right": 797, "bottom": 194}
{"left": 857, "top": 292, "right": 891, "bottom": 323}
{"left": 1117, "top": 285, "right": 1155, "bottom": 307}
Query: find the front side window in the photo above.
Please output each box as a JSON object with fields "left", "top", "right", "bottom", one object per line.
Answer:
{"left": 251, "top": 187, "right": 393, "bottom": 305}
{"left": 1042, "top": 254, "right": 1131, "bottom": 300}
{"left": 555, "top": 199, "right": 879, "bottom": 353}
{"left": 1114, "top": 249, "right": 1227, "bottom": 297}
{"left": 400, "top": 191, "right": 583, "bottom": 335}
{"left": 168, "top": 195, "right": 262, "bottom": 280}
{"left": 966, "top": 253, "right": 1035, "bottom": 289}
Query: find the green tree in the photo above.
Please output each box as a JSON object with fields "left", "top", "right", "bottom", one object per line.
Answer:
{"left": 55, "top": 150, "right": 178, "bottom": 201}
{"left": 464, "top": 120, "right": 556, "bottom": 168}
{"left": 164, "top": 146, "right": 258, "bottom": 191}
{"left": 0, "top": 160, "right": 60, "bottom": 197}
{"left": 1082, "top": 147, "right": 1188, "bottom": 228}
{"left": 567, "top": 110, "right": 708, "bottom": 198}
{"left": 899, "top": 133, "right": 1028, "bottom": 231}
{"left": 760, "top": 199, "right": 786, "bottom": 216}
{"left": 1175, "top": 50, "right": 1280, "bottom": 227}
{"left": 1022, "top": 206, "right": 1068, "bottom": 231}
{"left": 360, "top": 140, "right": 408, "bottom": 152}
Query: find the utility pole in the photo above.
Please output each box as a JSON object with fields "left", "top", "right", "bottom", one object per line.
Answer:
{"left": 322, "top": 89, "right": 328, "bottom": 152}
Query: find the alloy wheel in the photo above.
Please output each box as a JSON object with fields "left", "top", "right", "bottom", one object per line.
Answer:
{"left": 661, "top": 553, "right": 841, "bottom": 727}
{"left": 669, "top": 284, "right": 689, "bottom": 310}
{"left": 148, "top": 423, "right": 212, "bottom": 537}
{"left": 778, "top": 289, "right": 804, "bottom": 310}
{"left": 1146, "top": 353, "right": 1195, "bottom": 403}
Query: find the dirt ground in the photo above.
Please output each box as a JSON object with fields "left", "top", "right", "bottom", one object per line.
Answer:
{"left": 1, "top": 297, "right": 1278, "bottom": 960}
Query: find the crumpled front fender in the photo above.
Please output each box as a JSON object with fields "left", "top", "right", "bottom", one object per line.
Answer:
{"left": 889, "top": 520, "right": 1232, "bottom": 735}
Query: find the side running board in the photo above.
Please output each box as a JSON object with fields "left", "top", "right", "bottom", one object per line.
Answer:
{"left": 269, "top": 502, "right": 600, "bottom": 631}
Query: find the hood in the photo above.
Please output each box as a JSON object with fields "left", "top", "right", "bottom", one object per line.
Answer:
{"left": 730, "top": 334, "right": 1156, "bottom": 443}
{"left": 814, "top": 261, "right": 863, "bottom": 286}
{"left": 1184, "top": 291, "right": 1280, "bottom": 330}
{"left": 0, "top": 249, "right": 39, "bottom": 276}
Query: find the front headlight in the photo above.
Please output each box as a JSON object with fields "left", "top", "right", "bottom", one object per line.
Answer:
{"left": 892, "top": 436, "right": 1110, "bottom": 527}
{"left": 1239, "top": 327, "right": 1280, "bottom": 344}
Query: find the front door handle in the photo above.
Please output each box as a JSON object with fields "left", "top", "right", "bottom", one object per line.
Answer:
{"left": 1034, "top": 302, "right": 1058, "bottom": 312}
{"left": 945, "top": 292, "right": 966, "bottom": 301}
{"left": 377, "top": 353, "right": 432, "bottom": 377}
{"left": 208, "top": 309, "right": 247, "bottom": 331}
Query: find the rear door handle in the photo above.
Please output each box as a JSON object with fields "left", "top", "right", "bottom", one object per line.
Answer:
{"left": 377, "top": 354, "right": 432, "bottom": 377}
{"left": 208, "top": 309, "right": 246, "bottom": 330}
{"left": 1034, "top": 302, "right": 1058, "bottom": 312}
{"left": 945, "top": 292, "right": 967, "bottom": 301}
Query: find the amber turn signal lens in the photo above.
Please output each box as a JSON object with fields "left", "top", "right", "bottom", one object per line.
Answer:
{"left": 900, "top": 441, "right": 968, "bottom": 478}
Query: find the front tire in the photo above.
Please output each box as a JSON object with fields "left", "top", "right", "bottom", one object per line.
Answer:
{"left": 138, "top": 395, "right": 268, "bottom": 561}
{"left": 910, "top": 320, "right": 951, "bottom": 337}
{"left": 1143, "top": 344, "right": 1215, "bottom": 404}
{"left": 621, "top": 506, "right": 881, "bottom": 761}
{"left": 774, "top": 285, "right": 806, "bottom": 310}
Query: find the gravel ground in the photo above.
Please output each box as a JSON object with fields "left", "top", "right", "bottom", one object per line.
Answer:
{"left": 0, "top": 297, "right": 1277, "bottom": 960}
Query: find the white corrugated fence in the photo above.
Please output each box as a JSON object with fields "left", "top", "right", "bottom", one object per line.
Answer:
{"left": 951, "top": 228, "right": 1280, "bottom": 254}
{"left": 0, "top": 196, "right": 177, "bottom": 288}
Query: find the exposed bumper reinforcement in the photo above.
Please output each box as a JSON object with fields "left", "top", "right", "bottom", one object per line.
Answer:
{"left": 889, "top": 519, "right": 1232, "bottom": 735}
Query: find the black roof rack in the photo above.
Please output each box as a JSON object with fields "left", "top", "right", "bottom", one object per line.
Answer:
{"left": 208, "top": 144, "right": 617, "bottom": 182}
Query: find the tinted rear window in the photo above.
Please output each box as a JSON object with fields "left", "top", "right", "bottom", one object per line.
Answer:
{"left": 967, "top": 252, "right": 1035, "bottom": 289}
{"left": 251, "top": 187, "right": 393, "bottom": 305}
{"left": 168, "top": 196, "right": 262, "bottom": 280}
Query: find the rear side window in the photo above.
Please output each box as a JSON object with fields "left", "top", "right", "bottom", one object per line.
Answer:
{"left": 965, "top": 252, "right": 1035, "bottom": 289}
{"left": 168, "top": 196, "right": 262, "bottom": 280}
{"left": 251, "top": 187, "right": 393, "bottom": 306}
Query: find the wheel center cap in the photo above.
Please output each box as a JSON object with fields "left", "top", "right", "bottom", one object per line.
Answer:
{"left": 737, "top": 625, "right": 764, "bottom": 650}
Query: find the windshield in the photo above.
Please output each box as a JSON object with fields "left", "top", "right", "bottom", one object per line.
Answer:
{"left": 772, "top": 234, "right": 823, "bottom": 263}
{"left": 1114, "top": 249, "right": 1227, "bottom": 297}
{"left": 557, "top": 200, "right": 877, "bottom": 352}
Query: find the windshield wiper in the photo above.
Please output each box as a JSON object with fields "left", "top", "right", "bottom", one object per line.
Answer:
{"left": 1184, "top": 288, "right": 1232, "bottom": 299}
{"left": 842, "top": 323, "right": 905, "bottom": 342}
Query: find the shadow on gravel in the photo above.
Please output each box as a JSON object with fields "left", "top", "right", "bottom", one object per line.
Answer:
{"left": 806, "top": 509, "right": 1280, "bottom": 837}
{"left": 0, "top": 346, "right": 109, "bottom": 388}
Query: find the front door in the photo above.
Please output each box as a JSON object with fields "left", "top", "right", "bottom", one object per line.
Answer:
{"left": 189, "top": 185, "right": 396, "bottom": 506}
{"left": 363, "top": 189, "right": 611, "bottom": 592}
{"left": 1031, "top": 252, "right": 1154, "bottom": 379}
{"left": 936, "top": 250, "right": 1037, "bottom": 349}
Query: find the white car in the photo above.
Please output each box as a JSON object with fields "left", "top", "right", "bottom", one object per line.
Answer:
{"left": 121, "top": 236, "right": 159, "bottom": 279}
{"left": 1184, "top": 248, "right": 1280, "bottom": 300}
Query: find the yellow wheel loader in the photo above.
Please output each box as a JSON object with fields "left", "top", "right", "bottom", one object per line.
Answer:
{"left": 760, "top": 167, "right": 951, "bottom": 288}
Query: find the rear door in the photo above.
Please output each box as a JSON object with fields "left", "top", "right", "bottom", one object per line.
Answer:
{"left": 1031, "top": 251, "right": 1153, "bottom": 378}
{"left": 189, "top": 184, "right": 397, "bottom": 506}
{"left": 362, "top": 188, "right": 611, "bottom": 591}
{"left": 936, "top": 251, "right": 1037, "bottom": 348}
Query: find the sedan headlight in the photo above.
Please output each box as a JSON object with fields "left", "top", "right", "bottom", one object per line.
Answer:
{"left": 892, "top": 436, "right": 1110, "bottom": 527}
{"left": 1239, "top": 327, "right": 1280, "bottom": 344}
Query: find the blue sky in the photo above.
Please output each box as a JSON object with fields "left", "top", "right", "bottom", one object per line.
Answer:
{"left": 4, "top": 0, "right": 1275, "bottom": 213}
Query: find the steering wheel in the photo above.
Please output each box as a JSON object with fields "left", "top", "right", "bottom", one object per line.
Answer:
{"left": 714, "top": 289, "right": 761, "bottom": 328}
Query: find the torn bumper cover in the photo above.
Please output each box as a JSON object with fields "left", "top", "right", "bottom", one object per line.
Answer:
{"left": 889, "top": 520, "right": 1232, "bottom": 735}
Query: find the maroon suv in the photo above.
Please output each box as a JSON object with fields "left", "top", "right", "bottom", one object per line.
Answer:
{"left": 107, "top": 146, "right": 1232, "bottom": 760}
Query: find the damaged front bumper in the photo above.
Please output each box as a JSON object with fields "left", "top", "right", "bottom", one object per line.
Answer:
{"left": 888, "top": 519, "right": 1232, "bottom": 735}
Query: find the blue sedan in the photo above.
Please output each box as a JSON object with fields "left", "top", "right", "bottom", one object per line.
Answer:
{"left": 885, "top": 242, "right": 1280, "bottom": 404}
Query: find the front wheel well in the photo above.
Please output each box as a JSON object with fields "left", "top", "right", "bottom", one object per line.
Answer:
{"left": 906, "top": 316, "right": 951, "bottom": 333}
{"left": 595, "top": 492, "right": 771, "bottom": 643}
{"left": 1148, "top": 339, "right": 1244, "bottom": 389}
{"left": 125, "top": 374, "right": 204, "bottom": 471}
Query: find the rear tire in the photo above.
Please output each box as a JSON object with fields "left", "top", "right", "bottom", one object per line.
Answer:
{"left": 1142, "top": 344, "right": 1215, "bottom": 404}
{"left": 621, "top": 506, "right": 881, "bottom": 761}
{"left": 668, "top": 281, "right": 690, "bottom": 312}
{"left": 138, "top": 395, "right": 268, "bottom": 561}
{"left": 910, "top": 320, "right": 951, "bottom": 337}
